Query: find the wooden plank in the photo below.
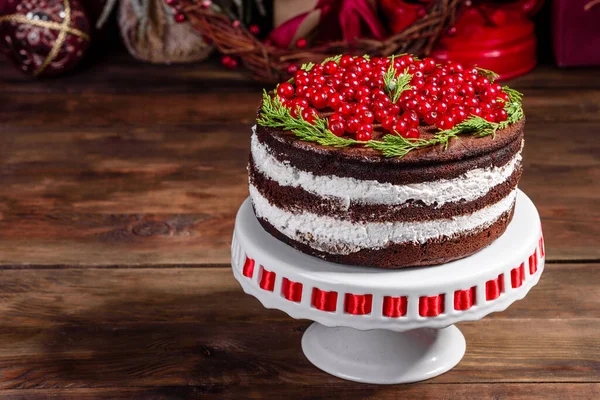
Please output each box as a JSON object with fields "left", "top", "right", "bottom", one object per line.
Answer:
{"left": 0, "top": 265, "right": 596, "bottom": 325}
{"left": 0, "top": 120, "right": 597, "bottom": 265}
{"left": 0, "top": 384, "right": 597, "bottom": 399}
{"left": 0, "top": 266, "right": 595, "bottom": 388}
{"left": 1, "top": 88, "right": 598, "bottom": 128}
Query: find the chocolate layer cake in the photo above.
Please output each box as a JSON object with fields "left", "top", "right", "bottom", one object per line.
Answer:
{"left": 249, "top": 55, "right": 525, "bottom": 268}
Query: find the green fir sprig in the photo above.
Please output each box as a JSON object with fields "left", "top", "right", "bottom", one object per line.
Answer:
{"left": 475, "top": 67, "right": 499, "bottom": 81}
{"left": 383, "top": 56, "right": 413, "bottom": 104}
{"left": 258, "top": 91, "right": 359, "bottom": 148}
{"left": 257, "top": 55, "right": 524, "bottom": 158}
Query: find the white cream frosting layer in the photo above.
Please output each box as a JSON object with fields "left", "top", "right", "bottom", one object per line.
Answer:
{"left": 250, "top": 185, "right": 517, "bottom": 255}
{"left": 251, "top": 127, "right": 521, "bottom": 208}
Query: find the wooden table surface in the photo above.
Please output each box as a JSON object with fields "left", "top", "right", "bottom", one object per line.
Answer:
{"left": 0, "top": 55, "right": 599, "bottom": 399}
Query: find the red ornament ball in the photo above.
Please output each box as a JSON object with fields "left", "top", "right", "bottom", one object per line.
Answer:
{"left": 0, "top": 0, "right": 91, "bottom": 77}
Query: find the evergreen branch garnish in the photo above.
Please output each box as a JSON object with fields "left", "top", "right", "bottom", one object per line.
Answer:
{"left": 383, "top": 58, "right": 413, "bottom": 104}
{"left": 300, "top": 62, "right": 315, "bottom": 72}
{"left": 475, "top": 67, "right": 499, "bottom": 82}
{"left": 366, "top": 132, "right": 458, "bottom": 158}
{"left": 257, "top": 56, "right": 525, "bottom": 159}
{"left": 258, "top": 91, "right": 359, "bottom": 148}
{"left": 322, "top": 55, "right": 342, "bottom": 64}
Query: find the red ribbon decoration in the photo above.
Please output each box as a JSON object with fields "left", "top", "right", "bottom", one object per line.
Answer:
{"left": 312, "top": 288, "right": 338, "bottom": 311}
{"left": 454, "top": 286, "right": 476, "bottom": 311}
{"left": 242, "top": 257, "right": 255, "bottom": 278}
{"left": 242, "top": 235, "right": 543, "bottom": 317}
{"left": 344, "top": 294, "right": 372, "bottom": 315}
{"left": 486, "top": 274, "right": 504, "bottom": 301}
{"left": 383, "top": 296, "right": 407, "bottom": 317}
{"left": 419, "top": 294, "right": 444, "bottom": 317}
{"left": 268, "top": 0, "right": 385, "bottom": 48}
{"left": 511, "top": 263, "right": 525, "bottom": 288}
{"left": 282, "top": 278, "right": 303, "bottom": 302}
{"left": 259, "top": 268, "right": 276, "bottom": 291}
{"left": 529, "top": 249, "right": 538, "bottom": 274}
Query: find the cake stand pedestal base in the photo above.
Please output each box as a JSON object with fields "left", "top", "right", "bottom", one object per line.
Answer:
{"left": 301, "top": 323, "right": 466, "bottom": 384}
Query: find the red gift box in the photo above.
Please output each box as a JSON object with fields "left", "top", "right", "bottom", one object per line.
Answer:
{"left": 553, "top": 0, "right": 600, "bottom": 66}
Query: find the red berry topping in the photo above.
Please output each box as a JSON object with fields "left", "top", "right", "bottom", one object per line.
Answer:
{"left": 437, "top": 114, "right": 455, "bottom": 130}
{"left": 277, "top": 82, "right": 294, "bottom": 99}
{"left": 356, "top": 130, "right": 372, "bottom": 141}
{"left": 302, "top": 107, "right": 318, "bottom": 123}
{"left": 382, "top": 116, "right": 396, "bottom": 131}
{"left": 329, "top": 119, "right": 346, "bottom": 136}
{"left": 338, "top": 103, "right": 354, "bottom": 116}
{"left": 310, "top": 90, "right": 328, "bottom": 109}
{"left": 346, "top": 117, "right": 361, "bottom": 133}
{"left": 405, "top": 128, "right": 420, "bottom": 139}
{"left": 340, "top": 55, "right": 355, "bottom": 68}
{"left": 271, "top": 55, "right": 512, "bottom": 140}
{"left": 358, "top": 110, "right": 375, "bottom": 124}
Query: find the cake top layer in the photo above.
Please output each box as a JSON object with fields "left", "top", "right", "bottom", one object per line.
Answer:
{"left": 257, "top": 54, "right": 524, "bottom": 160}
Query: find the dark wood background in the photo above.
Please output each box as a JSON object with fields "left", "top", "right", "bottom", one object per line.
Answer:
{"left": 0, "top": 53, "right": 599, "bottom": 399}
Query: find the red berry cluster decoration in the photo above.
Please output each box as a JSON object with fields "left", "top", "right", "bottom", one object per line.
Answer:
{"left": 275, "top": 55, "right": 509, "bottom": 141}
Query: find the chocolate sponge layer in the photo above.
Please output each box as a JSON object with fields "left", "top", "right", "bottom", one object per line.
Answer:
{"left": 255, "top": 118, "right": 524, "bottom": 185}
{"left": 255, "top": 204, "right": 515, "bottom": 269}
{"left": 249, "top": 157, "right": 522, "bottom": 223}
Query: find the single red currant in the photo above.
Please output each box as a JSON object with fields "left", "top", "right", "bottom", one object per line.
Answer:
{"left": 422, "top": 57, "right": 437, "bottom": 73}
{"left": 277, "top": 82, "right": 294, "bottom": 99}
{"left": 403, "top": 98, "right": 419, "bottom": 110}
{"left": 295, "top": 74, "right": 310, "bottom": 87}
{"left": 437, "top": 114, "right": 455, "bottom": 130}
{"left": 340, "top": 55, "right": 355, "bottom": 68}
{"left": 375, "top": 108, "right": 388, "bottom": 122}
{"left": 358, "top": 110, "right": 375, "bottom": 124}
{"left": 356, "top": 86, "right": 371, "bottom": 98}
{"left": 327, "top": 93, "right": 344, "bottom": 109}
{"left": 382, "top": 116, "right": 396, "bottom": 131}
{"left": 435, "top": 101, "right": 449, "bottom": 114}
{"left": 301, "top": 107, "right": 318, "bottom": 123}
{"left": 346, "top": 117, "right": 361, "bottom": 133}
{"left": 357, "top": 95, "right": 372, "bottom": 105}
{"left": 341, "top": 87, "right": 356, "bottom": 101}
{"left": 329, "top": 119, "right": 346, "bottom": 136}
{"left": 475, "top": 76, "right": 491, "bottom": 92}
{"left": 404, "top": 110, "right": 420, "bottom": 127}
{"left": 338, "top": 103, "right": 354, "bottom": 116}
{"left": 356, "top": 130, "right": 372, "bottom": 141}
{"left": 329, "top": 112, "right": 343, "bottom": 122}
{"left": 418, "top": 102, "right": 433, "bottom": 116}
{"left": 405, "top": 128, "right": 420, "bottom": 139}
{"left": 470, "top": 106, "right": 483, "bottom": 116}
{"left": 388, "top": 104, "right": 401, "bottom": 116}
{"left": 323, "top": 61, "right": 339, "bottom": 75}
{"left": 495, "top": 109, "right": 508, "bottom": 122}
{"left": 393, "top": 119, "right": 409, "bottom": 136}
{"left": 483, "top": 112, "right": 496, "bottom": 122}
{"left": 310, "top": 90, "right": 328, "bottom": 109}
{"left": 424, "top": 110, "right": 438, "bottom": 125}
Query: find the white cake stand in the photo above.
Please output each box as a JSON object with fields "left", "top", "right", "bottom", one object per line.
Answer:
{"left": 231, "top": 190, "right": 545, "bottom": 384}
